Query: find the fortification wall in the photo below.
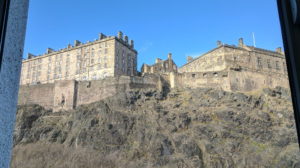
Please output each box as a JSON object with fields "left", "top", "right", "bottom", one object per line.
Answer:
{"left": 18, "top": 83, "right": 54, "bottom": 109}
{"left": 53, "top": 80, "right": 76, "bottom": 111}
{"left": 170, "top": 71, "right": 231, "bottom": 91}
{"left": 228, "top": 70, "right": 290, "bottom": 92}
{"left": 18, "top": 75, "right": 160, "bottom": 111}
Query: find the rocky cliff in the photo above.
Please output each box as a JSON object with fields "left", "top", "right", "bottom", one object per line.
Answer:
{"left": 11, "top": 87, "right": 300, "bottom": 168}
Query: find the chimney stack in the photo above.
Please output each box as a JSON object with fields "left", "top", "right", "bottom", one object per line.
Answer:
{"left": 130, "top": 40, "right": 134, "bottom": 48}
{"left": 46, "top": 48, "right": 55, "bottom": 54}
{"left": 118, "top": 31, "right": 123, "bottom": 39}
{"left": 187, "top": 56, "right": 193, "bottom": 63}
{"left": 168, "top": 53, "right": 172, "bottom": 60}
{"left": 155, "top": 58, "right": 162, "bottom": 64}
{"left": 276, "top": 47, "right": 283, "bottom": 54}
{"left": 74, "top": 40, "right": 81, "bottom": 46}
{"left": 99, "top": 33, "right": 106, "bottom": 40}
{"left": 238, "top": 38, "right": 244, "bottom": 47}
{"left": 27, "top": 53, "right": 35, "bottom": 59}
{"left": 67, "top": 44, "right": 72, "bottom": 49}
{"left": 217, "top": 40, "right": 222, "bottom": 47}
{"left": 124, "top": 35, "right": 128, "bottom": 43}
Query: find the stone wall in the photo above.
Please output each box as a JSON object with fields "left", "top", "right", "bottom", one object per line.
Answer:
{"left": 53, "top": 80, "right": 76, "bottom": 111}
{"left": 18, "top": 84, "right": 54, "bottom": 109}
{"left": 170, "top": 71, "right": 231, "bottom": 91}
{"left": 178, "top": 47, "right": 226, "bottom": 73}
{"left": 18, "top": 75, "right": 160, "bottom": 111}
{"left": 228, "top": 70, "right": 290, "bottom": 92}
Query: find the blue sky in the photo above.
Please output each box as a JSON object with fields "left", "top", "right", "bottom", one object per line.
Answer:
{"left": 24, "top": 0, "right": 283, "bottom": 69}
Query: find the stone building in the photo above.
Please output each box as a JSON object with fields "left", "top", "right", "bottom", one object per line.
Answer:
{"left": 19, "top": 31, "right": 137, "bottom": 85}
{"left": 174, "top": 38, "right": 289, "bottom": 91}
{"left": 141, "top": 53, "right": 178, "bottom": 75}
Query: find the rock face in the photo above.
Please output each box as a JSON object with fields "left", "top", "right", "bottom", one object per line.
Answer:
{"left": 11, "top": 87, "right": 300, "bottom": 168}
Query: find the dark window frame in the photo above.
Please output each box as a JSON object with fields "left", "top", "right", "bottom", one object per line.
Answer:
{"left": 0, "top": 0, "right": 10, "bottom": 70}
{"left": 277, "top": 0, "right": 300, "bottom": 148}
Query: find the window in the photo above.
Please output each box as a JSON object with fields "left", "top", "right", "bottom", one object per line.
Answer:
{"left": 257, "top": 57, "right": 262, "bottom": 68}
{"left": 97, "top": 64, "right": 101, "bottom": 70}
{"left": 104, "top": 48, "right": 108, "bottom": 54}
{"left": 276, "top": 61, "right": 280, "bottom": 70}
{"left": 233, "top": 56, "right": 237, "bottom": 61}
{"left": 283, "top": 62, "right": 287, "bottom": 72}
{"left": 267, "top": 59, "right": 271, "bottom": 69}
{"left": 192, "top": 74, "right": 196, "bottom": 78}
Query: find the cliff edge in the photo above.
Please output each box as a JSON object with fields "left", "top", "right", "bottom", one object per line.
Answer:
{"left": 11, "top": 87, "right": 300, "bottom": 168}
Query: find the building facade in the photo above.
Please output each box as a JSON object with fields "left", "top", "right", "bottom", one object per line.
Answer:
{"left": 20, "top": 31, "right": 137, "bottom": 85}
{"left": 141, "top": 53, "right": 178, "bottom": 75}
{"left": 175, "top": 38, "right": 289, "bottom": 91}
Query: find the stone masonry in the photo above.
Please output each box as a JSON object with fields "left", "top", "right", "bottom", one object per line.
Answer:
{"left": 19, "top": 31, "right": 137, "bottom": 85}
{"left": 18, "top": 37, "right": 291, "bottom": 111}
{"left": 171, "top": 38, "right": 289, "bottom": 92}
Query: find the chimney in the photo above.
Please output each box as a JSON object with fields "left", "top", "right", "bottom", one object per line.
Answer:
{"left": 238, "top": 38, "right": 244, "bottom": 47}
{"left": 99, "top": 33, "right": 106, "bottom": 40}
{"left": 187, "top": 56, "right": 193, "bottom": 63}
{"left": 124, "top": 35, "right": 128, "bottom": 43}
{"left": 27, "top": 53, "right": 35, "bottom": 59}
{"left": 67, "top": 44, "right": 72, "bottom": 49}
{"left": 155, "top": 58, "right": 162, "bottom": 64}
{"left": 118, "top": 31, "right": 123, "bottom": 39}
{"left": 46, "top": 48, "right": 55, "bottom": 54}
{"left": 168, "top": 53, "right": 172, "bottom": 60}
{"left": 276, "top": 47, "right": 283, "bottom": 54}
{"left": 130, "top": 40, "right": 134, "bottom": 48}
{"left": 217, "top": 40, "right": 222, "bottom": 47}
{"left": 74, "top": 40, "right": 81, "bottom": 46}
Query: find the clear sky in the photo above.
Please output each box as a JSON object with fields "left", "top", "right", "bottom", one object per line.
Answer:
{"left": 23, "top": 0, "right": 283, "bottom": 69}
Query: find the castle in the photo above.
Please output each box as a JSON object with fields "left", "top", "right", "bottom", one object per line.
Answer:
{"left": 18, "top": 32, "right": 290, "bottom": 111}
{"left": 20, "top": 31, "right": 137, "bottom": 85}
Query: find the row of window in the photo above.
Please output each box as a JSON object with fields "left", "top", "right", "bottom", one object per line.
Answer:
{"left": 256, "top": 57, "right": 286, "bottom": 71}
